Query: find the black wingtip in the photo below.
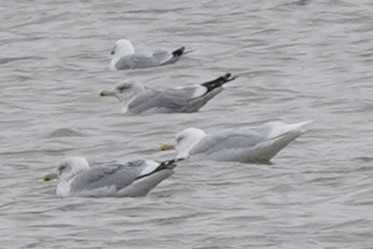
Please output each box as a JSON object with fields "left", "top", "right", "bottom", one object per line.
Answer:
{"left": 157, "top": 158, "right": 184, "bottom": 170}
{"left": 172, "top": 46, "right": 186, "bottom": 57}
{"left": 223, "top": 73, "right": 239, "bottom": 82}
{"left": 159, "top": 158, "right": 184, "bottom": 167}
{"left": 201, "top": 73, "right": 239, "bottom": 92}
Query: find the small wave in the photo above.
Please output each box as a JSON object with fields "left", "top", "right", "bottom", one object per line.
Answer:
{"left": 45, "top": 128, "right": 86, "bottom": 138}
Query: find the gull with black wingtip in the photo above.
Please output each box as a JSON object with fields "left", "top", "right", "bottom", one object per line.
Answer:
{"left": 110, "top": 39, "right": 187, "bottom": 71}
{"left": 99, "top": 73, "right": 238, "bottom": 115}
{"left": 43, "top": 157, "right": 182, "bottom": 197}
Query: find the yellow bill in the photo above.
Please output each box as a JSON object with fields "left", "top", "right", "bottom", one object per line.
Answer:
{"left": 159, "top": 143, "right": 175, "bottom": 151}
{"left": 43, "top": 172, "right": 58, "bottom": 181}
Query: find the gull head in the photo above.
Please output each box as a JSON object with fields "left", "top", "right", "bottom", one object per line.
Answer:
{"left": 99, "top": 81, "right": 145, "bottom": 105}
{"left": 43, "top": 157, "right": 90, "bottom": 182}
{"left": 175, "top": 127, "right": 207, "bottom": 159}
{"left": 111, "top": 39, "right": 135, "bottom": 57}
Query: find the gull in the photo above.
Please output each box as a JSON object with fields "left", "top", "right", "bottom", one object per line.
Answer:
{"left": 160, "top": 120, "right": 313, "bottom": 163}
{"left": 43, "top": 157, "right": 182, "bottom": 197}
{"left": 99, "top": 73, "right": 238, "bottom": 114}
{"left": 110, "top": 39, "right": 187, "bottom": 70}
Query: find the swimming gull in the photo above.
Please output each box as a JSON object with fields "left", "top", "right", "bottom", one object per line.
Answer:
{"left": 160, "top": 120, "right": 313, "bottom": 163}
{"left": 110, "top": 39, "right": 187, "bottom": 70}
{"left": 99, "top": 73, "right": 238, "bottom": 115}
{"left": 43, "top": 156, "right": 182, "bottom": 197}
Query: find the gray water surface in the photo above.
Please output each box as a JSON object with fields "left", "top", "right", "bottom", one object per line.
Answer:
{"left": 1, "top": 0, "right": 373, "bottom": 248}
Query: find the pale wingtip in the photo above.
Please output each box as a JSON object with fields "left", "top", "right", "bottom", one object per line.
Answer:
{"left": 295, "top": 119, "right": 314, "bottom": 132}
{"left": 300, "top": 119, "right": 314, "bottom": 126}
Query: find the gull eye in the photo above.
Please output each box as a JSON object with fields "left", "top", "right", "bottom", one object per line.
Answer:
{"left": 117, "top": 85, "right": 129, "bottom": 92}
{"left": 176, "top": 135, "right": 184, "bottom": 143}
{"left": 111, "top": 45, "right": 117, "bottom": 55}
{"left": 58, "top": 164, "right": 67, "bottom": 173}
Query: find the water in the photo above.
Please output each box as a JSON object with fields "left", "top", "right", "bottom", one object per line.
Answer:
{"left": 1, "top": 0, "right": 373, "bottom": 248}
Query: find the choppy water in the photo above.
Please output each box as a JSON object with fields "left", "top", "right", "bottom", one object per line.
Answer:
{"left": 1, "top": 0, "right": 373, "bottom": 248}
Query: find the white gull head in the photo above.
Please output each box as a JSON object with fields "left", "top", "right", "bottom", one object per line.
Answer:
{"left": 175, "top": 127, "right": 207, "bottom": 159}
{"left": 99, "top": 81, "right": 145, "bottom": 111}
{"left": 44, "top": 157, "right": 91, "bottom": 197}
{"left": 110, "top": 39, "right": 135, "bottom": 70}
{"left": 57, "top": 157, "right": 90, "bottom": 180}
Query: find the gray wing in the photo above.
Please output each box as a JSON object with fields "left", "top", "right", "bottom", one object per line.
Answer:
{"left": 70, "top": 160, "right": 146, "bottom": 193}
{"left": 115, "top": 49, "right": 175, "bottom": 70}
{"left": 128, "top": 87, "right": 203, "bottom": 114}
{"left": 115, "top": 54, "right": 161, "bottom": 70}
{"left": 190, "top": 127, "right": 272, "bottom": 156}
{"left": 152, "top": 50, "right": 174, "bottom": 65}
